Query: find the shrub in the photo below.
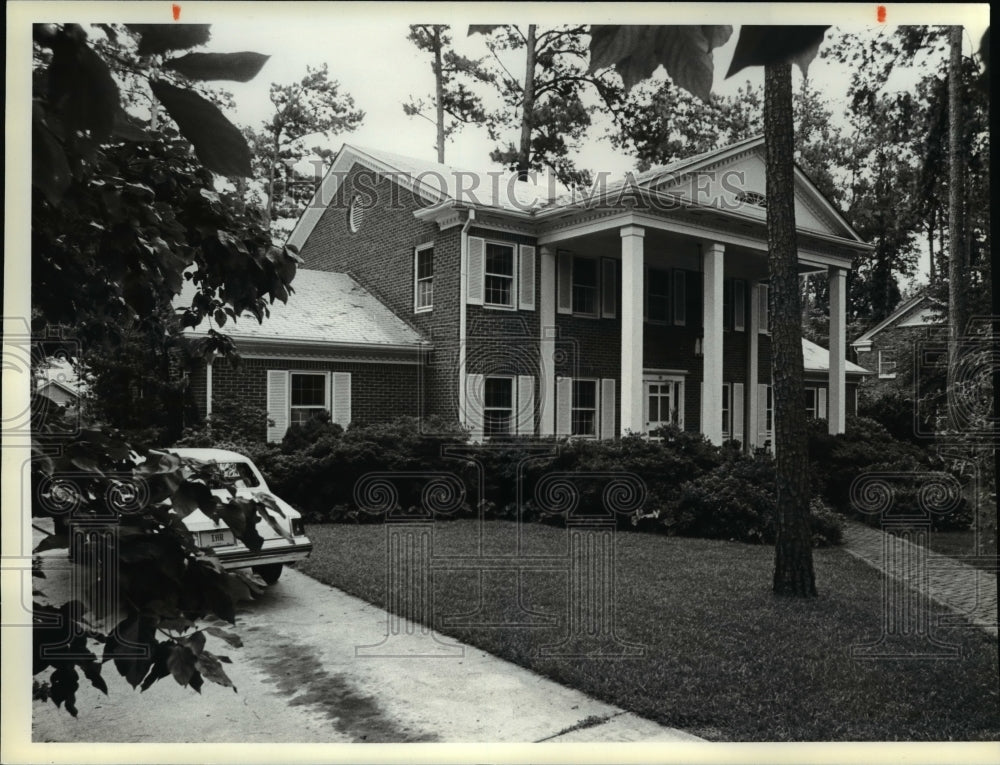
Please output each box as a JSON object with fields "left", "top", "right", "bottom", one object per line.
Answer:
{"left": 174, "top": 397, "right": 272, "bottom": 447}
{"left": 667, "top": 454, "right": 843, "bottom": 547}
{"left": 808, "top": 415, "right": 972, "bottom": 532}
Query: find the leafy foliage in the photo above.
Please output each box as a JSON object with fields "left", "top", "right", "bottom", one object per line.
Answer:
{"left": 30, "top": 23, "right": 293, "bottom": 715}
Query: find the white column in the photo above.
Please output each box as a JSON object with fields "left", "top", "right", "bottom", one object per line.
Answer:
{"left": 701, "top": 243, "right": 725, "bottom": 445}
{"left": 747, "top": 280, "right": 760, "bottom": 449}
{"left": 828, "top": 266, "right": 847, "bottom": 434}
{"left": 620, "top": 225, "right": 645, "bottom": 434}
{"left": 539, "top": 246, "right": 557, "bottom": 436}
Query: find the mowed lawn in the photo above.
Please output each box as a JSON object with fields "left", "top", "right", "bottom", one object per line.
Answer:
{"left": 298, "top": 519, "right": 999, "bottom": 741}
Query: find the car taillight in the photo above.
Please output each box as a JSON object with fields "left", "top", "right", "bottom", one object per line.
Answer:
{"left": 291, "top": 518, "right": 305, "bottom": 536}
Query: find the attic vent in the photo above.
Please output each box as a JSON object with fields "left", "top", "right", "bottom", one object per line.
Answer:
{"left": 348, "top": 194, "right": 364, "bottom": 233}
{"left": 736, "top": 191, "right": 767, "bottom": 208}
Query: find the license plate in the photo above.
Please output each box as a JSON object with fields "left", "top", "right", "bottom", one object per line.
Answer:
{"left": 200, "top": 529, "right": 235, "bottom": 547}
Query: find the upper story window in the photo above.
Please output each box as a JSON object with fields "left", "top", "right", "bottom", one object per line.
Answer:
{"left": 723, "top": 279, "right": 747, "bottom": 331}
{"left": 736, "top": 190, "right": 767, "bottom": 208}
{"left": 572, "top": 257, "right": 599, "bottom": 316}
{"left": 414, "top": 244, "right": 433, "bottom": 312}
{"left": 878, "top": 351, "right": 897, "bottom": 379}
{"left": 485, "top": 243, "right": 515, "bottom": 308}
{"left": 646, "top": 268, "right": 671, "bottom": 324}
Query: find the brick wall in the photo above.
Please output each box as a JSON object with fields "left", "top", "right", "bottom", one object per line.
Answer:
{"left": 295, "top": 162, "right": 463, "bottom": 422}
{"left": 202, "top": 356, "right": 420, "bottom": 441}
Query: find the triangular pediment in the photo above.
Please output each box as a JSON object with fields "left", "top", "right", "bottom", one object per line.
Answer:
{"left": 648, "top": 141, "right": 861, "bottom": 242}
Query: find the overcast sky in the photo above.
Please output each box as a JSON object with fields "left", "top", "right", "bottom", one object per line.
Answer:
{"left": 194, "top": 3, "right": 988, "bottom": 182}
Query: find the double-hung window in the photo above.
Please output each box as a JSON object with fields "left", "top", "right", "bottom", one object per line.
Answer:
{"left": 571, "top": 379, "right": 598, "bottom": 437}
{"left": 572, "top": 257, "right": 599, "bottom": 316}
{"left": 485, "top": 243, "right": 515, "bottom": 308}
{"left": 646, "top": 268, "right": 671, "bottom": 323}
{"left": 483, "top": 377, "right": 514, "bottom": 436}
{"left": 290, "top": 372, "right": 327, "bottom": 427}
{"left": 414, "top": 245, "right": 433, "bottom": 311}
{"left": 878, "top": 351, "right": 897, "bottom": 379}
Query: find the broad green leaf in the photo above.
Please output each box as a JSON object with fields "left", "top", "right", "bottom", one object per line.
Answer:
{"left": 167, "top": 644, "right": 197, "bottom": 686}
{"left": 127, "top": 24, "right": 212, "bottom": 56}
{"left": 150, "top": 81, "right": 253, "bottom": 177}
{"left": 163, "top": 52, "right": 270, "bottom": 82}
{"left": 195, "top": 650, "right": 236, "bottom": 692}
{"left": 32, "top": 107, "right": 72, "bottom": 206}
{"left": 47, "top": 32, "right": 120, "bottom": 141}
{"left": 589, "top": 25, "right": 733, "bottom": 101}
{"left": 33, "top": 532, "right": 70, "bottom": 554}
{"left": 205, "top": 626, "right": 243, "bottom": 648}
{"left": 172, "top": 480, "right": 217, "bottom": 518}
{"left": 725, "top": 26, "right": 830, "bottom": 79}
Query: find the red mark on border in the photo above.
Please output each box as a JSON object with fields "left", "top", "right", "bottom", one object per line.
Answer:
{"left": 172, "top": 4, "right": 181, "bottom": 21}
{"left": 877, "top": 5, "right": 887, "bottom": 23}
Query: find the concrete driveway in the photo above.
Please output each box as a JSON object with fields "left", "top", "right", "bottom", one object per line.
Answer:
{"left": 33, "top": 568, "right": 700, "bottom": 744}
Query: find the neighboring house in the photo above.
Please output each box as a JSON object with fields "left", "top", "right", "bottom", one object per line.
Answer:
{"left": 188, "top": 135, "right": 873, "bottom": 445}
{"left": 851, "top": 293, "right": 944, "bottom": 391}
{"left": 35, "top": 357, "right": 85, "bottom": 412}
{"left": 802, "top": 337, "right": 870, "bottom": 420}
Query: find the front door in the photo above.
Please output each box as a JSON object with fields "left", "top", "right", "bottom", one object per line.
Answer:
{"left": 644, "top": 376, "right": 684, "bottom": 435}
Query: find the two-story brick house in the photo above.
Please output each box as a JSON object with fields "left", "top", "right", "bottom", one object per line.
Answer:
{"left": 851, "top": 292, "right": 944, "bottom": 394}
{"left": 188, "top": 135, "right": 872, "bottom": 445}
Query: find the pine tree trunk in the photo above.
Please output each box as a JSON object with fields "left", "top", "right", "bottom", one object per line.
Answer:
{"left": 433, "top": 27, "right": 446, "bottom": 163}
{"left": 264, "top": 134, "right": 280, "bottom": 229}
{"left": 947, "top": 25, "right": 967, "bottom": 427}
{"left": 516, "top": 25, "right": 537, "bottom": 180}
{"left": 765, "top": 62, "right": 817, "bottom": 598}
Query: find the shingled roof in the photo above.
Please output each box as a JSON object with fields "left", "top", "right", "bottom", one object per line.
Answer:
{"left": 178, "top": 270, "right": 426, "bottom": 349}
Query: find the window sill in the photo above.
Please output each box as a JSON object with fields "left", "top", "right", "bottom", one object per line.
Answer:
{"left": 414, "top": 306, "right": 433, "bottom": 314}
{"left": 878, "top": 373, "right": 897, "bottom": 380}
{"left": 482, "top": 303, "right": 517, "bottom": 311}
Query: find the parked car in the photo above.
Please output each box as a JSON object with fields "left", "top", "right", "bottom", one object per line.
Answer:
{"left": 166, "top": 448, "right": 312, "bottom": 583}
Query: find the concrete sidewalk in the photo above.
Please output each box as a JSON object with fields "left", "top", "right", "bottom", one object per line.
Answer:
{"left": 32, "top": 568, "right": 700, "bottom": 743}
{"left": 842, "top": 521, "right": 998, "bottom": 637}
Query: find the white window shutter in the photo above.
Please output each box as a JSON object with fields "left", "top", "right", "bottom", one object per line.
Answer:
{"left": 467, "top": 236, "right": 485, "bottom": 305}
{"left": 757, "top": 383, "right": 769, "bottom": 444}
{"left": 600, "top": 378, "right": 616, "bottom": 440}
{"left": 516, "top": 375, "right": 535, "bottom": 435}
{"left": 518, "top": 245, "right": 536, "bottom": 310}
{"left": 673, "top": 269, "right": 686, "bottom": 326}
{"left": 266, "top": 370, "right": 289, "bottom": 443}
{"left": 733, "top": 382, "right": 744, "bottom": 444}
{"left": 818, "top": 387, "right": 828, "bottom": 420}
{"left": 734, "top": 280, "right": 746, "bottom": 332}
{"left": 557, "top": 250, "right": 573, "bottom": 314}
{"left": 758, "top": 284, "right": 769, "bottom": 333}
{"left": 466, "top": 373, "right": 485, "bottom": 442}
{"left": 331, "top": 372, "right": 351, "bottom": 427}
{"left": 601, "top": 258, "right": 617, "bottom": 319}
{"left": 555, "top": 376, "right": 572, "bottom": 436}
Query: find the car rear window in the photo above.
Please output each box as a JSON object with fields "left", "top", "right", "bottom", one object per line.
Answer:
{"left": 215, "top": 462, "right": 261, "bottom": 489}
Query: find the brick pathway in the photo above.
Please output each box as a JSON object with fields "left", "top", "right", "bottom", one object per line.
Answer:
{"left": 842, "top": 521, "right": 998, "bottom": 637}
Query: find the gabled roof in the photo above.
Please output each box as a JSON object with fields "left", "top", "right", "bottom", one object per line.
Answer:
{"left": 852, "top": 293, "right": 944, "bottom": 347}
{"left": 35, "top": 357, "right": 85, "bottom": 395}
{"left": 287, "top": 137, "right": 867, "bottom": 251}
{"left": 178, "top": 270, "right": 426, "bottom": 350}
{"left": 803, "top": 338, "right": 870, "bottom": 376}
